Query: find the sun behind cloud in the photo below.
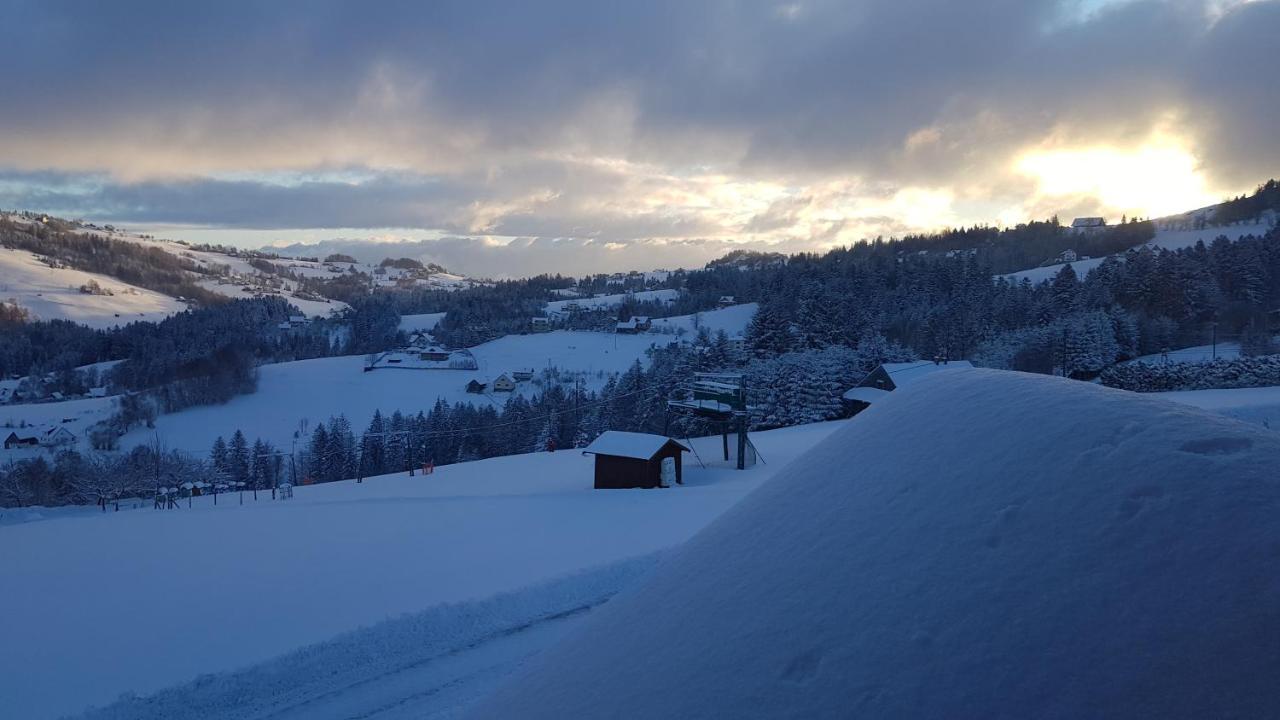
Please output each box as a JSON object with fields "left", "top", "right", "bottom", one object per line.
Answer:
{"left": 1015, "top": 135, "right": 1220, "bottom": 219}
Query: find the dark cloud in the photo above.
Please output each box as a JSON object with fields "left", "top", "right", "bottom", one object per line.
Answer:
{"left": 0, "top": 0, "right": 1276, "bottom": 274}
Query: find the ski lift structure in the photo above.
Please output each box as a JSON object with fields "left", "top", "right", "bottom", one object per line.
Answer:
{"left": 665, "top": 373, "right": 759, "bottom": 470}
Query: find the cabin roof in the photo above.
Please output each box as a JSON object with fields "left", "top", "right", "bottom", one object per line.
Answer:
{"left": 582, "top": 431, "right": 690, "bottom": 460}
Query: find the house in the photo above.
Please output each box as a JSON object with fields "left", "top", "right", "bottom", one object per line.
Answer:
{"left": 492, "top": 373, "right": 517, "bottom": 392}
{"left": 466, "top": 379, "right": 487, "bottom": 394}
{"left": 717, "top": 295, "right": 736, "bottom": 307}
{"left": 1070, "top": 217, "right": 1107, "bottom": 234}
{"left": 4, "top": 431, "right": 39, "bottom": 449}
{"left": 530, "top": 317, "right": 552, "bottom": 332}
{"left": 419, "top": 347, "right": 451, "bottom": 362}
{"left": 288, "top": 314, "right": 309, "bottom": 324}
{"left": 277, "top": 321, "right": 293, "bottom": 330}
{"left": 583, "top": 431, "right": 691, "bottom": 489}
{"left": 88, "top": 386, "right": 107, "bottom": 398}
{"left": 632, "top": 316, "right": 652, "bottom": 331}
{"left": 38, "top": 426, "right": 76, "bottom": 447}
{"left": 512, "top": 368, "right": 535, "bottom": 382}
{"left": 616, "top": 318, "right": 641, "bottom": 334}
{"left": 843, "top": 360, "right": 975, "bottom": 413}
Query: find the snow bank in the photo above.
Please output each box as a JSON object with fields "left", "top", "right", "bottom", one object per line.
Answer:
{"left": 470, "top": 369, "right": 1280, "bottom": 719}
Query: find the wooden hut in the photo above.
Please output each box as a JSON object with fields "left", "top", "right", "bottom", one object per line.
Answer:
{"left": 582, "top": 431, "right": 690, "bottom": 489}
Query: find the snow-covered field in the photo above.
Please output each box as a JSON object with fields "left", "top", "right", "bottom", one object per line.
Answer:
{"left": 471, "top": 369, "right": 1280, "bottom": 719}
{"left": 545, "top": 288, "right": 679, "bottom": 314}
{"left": 2, "top": 310, "right": 751, "bottom": 458}
{"left": 1156, "top": 384, "right": 1280, "bottom": 428}
{"left": 1126, "top": 341, "right": 1242, "bottom": 365}
{"left": 0, "top": 421, "right": 842, "bottom": 720}
{"left": 0, "top": 247, "right": 187, "bottom": 327}
{"left": 113, "top": 330, "right": 674, "bottom": 453}
{"left": 650, "top": 302, "right": 756, "bottom": 337}
{"left": 1005, "top": 220, "right": 1275, "bottom": 284}
{"left": 399, "top": 311, "right": 447, "bottom": 333}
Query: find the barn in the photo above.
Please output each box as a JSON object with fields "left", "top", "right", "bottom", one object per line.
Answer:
{"left": 4, "top": 431, "right": 39, "bottom": 449}
{"left": 582, "top": 431, "right": 690, "bottom": 489}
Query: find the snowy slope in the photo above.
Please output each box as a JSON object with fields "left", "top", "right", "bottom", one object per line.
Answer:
{"left": 113, "top": 330, "right": 671, "bottom": 453}
{"left": 1126, "top": 341, "right": 1242, "bottom": 365}
{"left": 648, "top": 302, "right": 757, "bottom": 337}
{"left": 470, "top": 369, "right": 1280, "bottom": 719}
{"left": 1005, "top": 220, "right": 1275, "bottom": 284}
{"left": 545, "top": 288, "right": 679, "bottom": 314}
{"left": 0, "top": 247, "right": 187, "bottom": 327}
{"left": 0, "top": 422, "right": 842, "bottom": 720}
{"left": 399, "top": 311, "right": 447, "bottom": 333}
{"left": 1156, "top": 384, "right": 1280, "bottom": 428}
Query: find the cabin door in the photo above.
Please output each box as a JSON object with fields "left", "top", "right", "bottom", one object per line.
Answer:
{"left": 661, "top": 457, "right": 677, "bottom": 487}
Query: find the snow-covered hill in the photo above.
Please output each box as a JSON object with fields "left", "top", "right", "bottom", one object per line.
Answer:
{"left": 2, "top": 303, "right": 757, "bottom": 458}
{"left": 0, "top": 247, "right": 187, "bottom": 327}
{"left": 114, "top": 330, "right": 675, "bottom": 453}
{"left": 470, "top": 369, "right": 1280, "bottom": 719}
{"left": 0, "top": 421, "right": 842, "bottom": 720}
{"left": 1005, "top": 219, "right": 1275, "bottom": 284}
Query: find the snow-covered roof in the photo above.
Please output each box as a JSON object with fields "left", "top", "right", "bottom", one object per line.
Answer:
{"left": 876, "top": 360, "right": 974, "bottom": 388}
{"left": 471, "top": 368, "right": 1280, "bottom": 719}
{"left": 1071, "top": 216, "right": 1106, "bottom": 227}
{"left": 842, "top": 386, "right": 890, "bottom": 403}
{"left": 582, "top": 431, "right": 689, "bottom": 460}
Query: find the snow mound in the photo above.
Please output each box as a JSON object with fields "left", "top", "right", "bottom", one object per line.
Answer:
{"left": 469, "top": 369, "right": 1280, "bottom": 719}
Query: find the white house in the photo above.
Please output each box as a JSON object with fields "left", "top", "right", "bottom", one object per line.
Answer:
{"left": 492, "top": 373, "right": 517, "bottom": 392}
{"left": 38, "top": 426, "right": 76, "bottom": 448}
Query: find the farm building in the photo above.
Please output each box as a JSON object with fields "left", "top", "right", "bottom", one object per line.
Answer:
{"left": 418, "top": 347, "right": 451, "bottom": 362}
{"left": 582, "top": 431, "right": 690, "bottom": 489}
{"left": 1070, "top": 217, "right": 1107, "bottom": 233}
{"left": 493, "top": 373, "right": 516, "bottom": 392}
{"left": 4, "top": 431, "right": 39, "bottom": 449}
{"left": 843, "top": 360, "right": 974, "bottom": 413}
{"left": 717, "top": 295, "right": 736, "bottom": 307}
{"left": 465, "top": 379, "right": 487, "bottom": 394}
{"left": 511, "top": 368, "right": 535, "bottom": 382}
{"left": 530, "top": 317, "right": 551, "bottom": 332}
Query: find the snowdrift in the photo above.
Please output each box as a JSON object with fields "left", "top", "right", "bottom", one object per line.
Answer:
{"left": 468, "top": 369, "right": 1280, "bottom": 719}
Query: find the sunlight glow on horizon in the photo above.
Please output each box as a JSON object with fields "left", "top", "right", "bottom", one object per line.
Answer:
{"left": 1016, "top": 138, "right": 1220, "bottom": 219}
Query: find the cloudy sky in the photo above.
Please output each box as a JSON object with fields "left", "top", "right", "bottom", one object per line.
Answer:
{"left": 1, "top": 0, "right": 1276, "bottom": 276}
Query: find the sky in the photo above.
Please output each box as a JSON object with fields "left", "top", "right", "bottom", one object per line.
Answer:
{"left": 0, "top": 0, "right": 1276, "bottom": 277}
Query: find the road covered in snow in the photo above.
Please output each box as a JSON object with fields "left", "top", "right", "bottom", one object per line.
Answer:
{"left": 1, "top": 421, "right": 842, "bottom": 720}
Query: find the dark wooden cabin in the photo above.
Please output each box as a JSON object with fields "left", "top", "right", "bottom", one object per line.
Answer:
{"left": 583, "top": 431, "right": 690, "bottom": 489}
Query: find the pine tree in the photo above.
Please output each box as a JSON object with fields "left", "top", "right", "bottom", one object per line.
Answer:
{"left": 229, "top": 430, "right": 250, "bottom": 486}
{"left": 209, "top": 436, "right": 229, "bottom": 476}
